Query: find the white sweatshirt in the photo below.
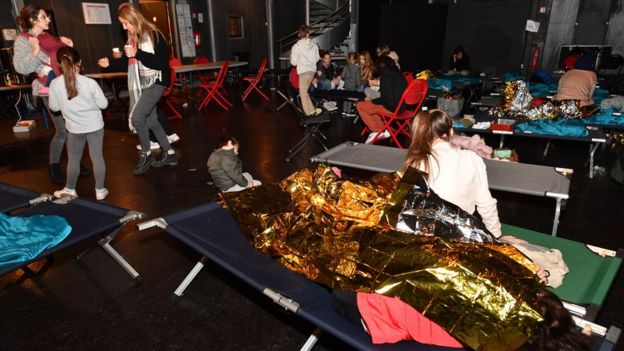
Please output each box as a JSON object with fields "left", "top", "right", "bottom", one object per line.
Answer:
{"left": 290, "top": 38, "right": 320, "bottom": 75}
{"left": 49, "top": 74, "right": 108, "bottom": 134}
{"left": 425, "top": 140, "right": 502, "bottom": 237}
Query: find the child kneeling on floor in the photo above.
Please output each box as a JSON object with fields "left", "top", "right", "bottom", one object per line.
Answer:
{"left": 207, "top": 136, "right": 261, "bottom": 192}
{"left": 49, "top": 46, "right": 109, "bottom": 200}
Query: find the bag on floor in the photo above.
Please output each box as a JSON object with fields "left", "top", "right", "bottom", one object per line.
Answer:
{"left": 437, "top": 96, "right": 464, "bottom": 117}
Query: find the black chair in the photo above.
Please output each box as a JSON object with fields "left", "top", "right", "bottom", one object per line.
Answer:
{"left": 286, "top": 112, "right": 331, "bottom": 162}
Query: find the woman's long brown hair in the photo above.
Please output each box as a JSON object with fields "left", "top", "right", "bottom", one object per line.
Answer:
{"left": 57, "top": 46, "right": 81, "bottom": 100}
{"left": 117, "top": 2, "right": 162, "bottom": 45}
{"left": 359, "top": 50, "right": 373, "bottom": 81}
{"left": 403, "top": 109, "right": 453, "bottom": 175}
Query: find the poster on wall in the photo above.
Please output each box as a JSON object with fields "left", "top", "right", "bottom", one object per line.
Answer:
{"left": 82, "top": 3, "right": 112, "bottom": 24}
{"left": 176, "top": 3, "right": 196, "bottom": 58}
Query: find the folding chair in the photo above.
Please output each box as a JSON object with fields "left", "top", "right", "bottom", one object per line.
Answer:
{"left": 286, "top": 112, "right": 331, "bottom": 162}
{"left": 363, "top": 79, "right": 429, "bottom": 148}
{"left": 241, "top": 58, "right": 269, "bottom": 102}
{"left": 276, "top": 67, "right": 303, "bottom": 114}
{"left": 162, "top": 61, "right": 182, "bottom": 120}
{"left": 402, "top": 71, "right": 414, "bottom": 85}
{"left": 197, "top": 61, "right": 233, "bottom": 111}
{"left": 193, "top": 56, "right": 217, "bottom": 85}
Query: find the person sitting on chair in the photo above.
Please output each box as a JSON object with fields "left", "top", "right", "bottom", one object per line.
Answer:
{"left": 316, "top": 51, "right": 341, "bottom": 90}
{"left": 554, "top": 54, "right": 597, "bottom": 107}
{"left": 356, "top": 55, "right": 406, "bottom": 144}
{"left": 207, "top": 136, "right": 261, "bottom": 193}
{"left": 448, "top": 46, "right": 471, "bottom": 75}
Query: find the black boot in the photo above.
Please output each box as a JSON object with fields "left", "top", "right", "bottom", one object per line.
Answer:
{"left": 49, "top": 163, "right": 66, "bottom": 185}
{"left": 80, "top": 166, "right": 92, "bottom": 175}
{"left": 153, "top": 151, "right": 178, "bottom": 168}
{"left": 133, "top": 152, "right": 154, "bottom": 175}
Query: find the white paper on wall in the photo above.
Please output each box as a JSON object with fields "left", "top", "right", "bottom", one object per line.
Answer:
{"left": 526, "top": 19, "right": 541, "bottom": 33}
{"left": 176, "top": 3, "right": 196, "bottom": 57}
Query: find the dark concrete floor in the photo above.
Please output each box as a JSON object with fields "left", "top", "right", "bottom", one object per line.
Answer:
{"left": 0, "top": 83, "right": 622, "bottom": 350}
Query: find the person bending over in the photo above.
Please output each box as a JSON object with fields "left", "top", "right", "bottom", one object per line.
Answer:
{"left": 207, "top": 136, "right": 261, "bottom": 193}
{"left": 554, "top": 55, "right": 597, "bottom": 107}
{"left": 356, "top": 55, "right": 406, "bottom": 144}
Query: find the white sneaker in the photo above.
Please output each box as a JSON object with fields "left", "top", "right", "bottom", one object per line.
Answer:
{"left": 365, "top": 132, "right": 380, "bottom": 144}
{"left": 136, "top": 141, "right": 161, "bottom": 150}
{"left": 95, "top": 188, "right": 109, "bottom": 201}
{"left": 323, "top": 101, "right": 338, "bottom": 111}
{"left": 378, "top": 130, "right": 391, "bottom": 140}
{"left": 311, "top": 108, "right": 323, "bottom": 116}
{"left": 167, "top": 133, "right": 180, "bottom": 144}
{"left": 365, "top": 130, "right": 391, "bottom": 144}
{"left": 54, "top": 187, "right": 78, "bottom": 198}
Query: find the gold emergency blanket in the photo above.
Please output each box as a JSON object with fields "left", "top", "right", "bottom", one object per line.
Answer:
{"left": 219, "top": 166, "right": 543, "bottom": 350}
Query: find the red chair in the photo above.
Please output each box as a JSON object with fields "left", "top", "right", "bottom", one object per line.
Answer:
{"left": 162, "top": 61, "right": 182, "bottom": 120}
{"left": 193, "top": 56, "right": 217, "bottom": 85}
{"left": 364, "top": 79, "right": 429, "bottom": 148}
{"left": 241, "top": 58, "right": 269, "bottom": 102}
{"left": 198, "top": 61, "right": 232, "bottom": 111}
{"left": 402, "top": 71, "right": 414, "bottom": 85}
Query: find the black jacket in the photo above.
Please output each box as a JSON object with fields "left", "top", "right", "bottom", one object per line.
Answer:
{"left": 372, "top": 68, "right": 407, "bottom": 112}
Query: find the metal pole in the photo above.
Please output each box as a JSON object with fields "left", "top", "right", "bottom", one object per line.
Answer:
{"left": 207, "top": 0, "right": 218, "bottom": 61}
{"left": 305, "top": 0, "right": 310, "bottom": 25}
{"left": 265, "top": 0, "right": 275, "bottom": 69}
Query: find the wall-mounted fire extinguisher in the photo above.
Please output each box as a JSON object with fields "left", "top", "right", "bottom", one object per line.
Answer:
{"left": 193, "top": 32, "right": 201, "bottom": 47}
{"left": 530, "top": 45, "right": 540, "bottom": 72}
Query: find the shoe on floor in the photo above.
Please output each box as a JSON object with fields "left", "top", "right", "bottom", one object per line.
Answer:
{"left": 49, "top": 163, "right": 66, "bottom": 185}
{"left": 153, "top": 151, "right": 178, "bottom": 168}
{"left": 323, "top": 101, "right": 338, "bottom": 111}
{"left": 313, "top": 108, "right": 323, "bottom": 115}
{"left": 54, "top": 187, "right": 77, "bottom": 198}
{"left": 133, "top": 152, "right": 155, "bottom": 175}
{"left": 167, "top": 133, "right": 180, "bottom": 144}
{"left": 95, "top": 188, "right": 109, "bottom": 201}
{"left": 135, "top": 141, "right": 161, "bottom": 151}
{"left": 365, "top": 130, "right": 391, "bottom": 144}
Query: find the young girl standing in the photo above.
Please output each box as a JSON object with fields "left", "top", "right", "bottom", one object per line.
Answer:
{"left": 49, "top": 47, "right": 109, "bottom": 200}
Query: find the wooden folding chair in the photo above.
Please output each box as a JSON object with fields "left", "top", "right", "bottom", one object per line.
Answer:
{"left": 364, "top": 79, "right": 428, "bottom": 148}
{"left": 241, "top": 58, "right": 269, "bottom": 102}
{"left": 198, "top": 61, "right": 233, "bottom": 111}
{"left": 163, "top": 61, "right": 182, "bottom": 120}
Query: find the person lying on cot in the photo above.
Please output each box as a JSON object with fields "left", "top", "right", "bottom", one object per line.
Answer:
{"left": 207, "top": 136, "right": 261, "bottom": 193}
{"left": 403, "top": 109, "right": 558, "bottom": 284}
{"left": 331, "top": 287, "right": 592, "bottom": 350}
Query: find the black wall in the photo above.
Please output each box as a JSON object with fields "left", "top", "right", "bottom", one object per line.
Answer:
{"left": 227, "top": 1, "right": 269, "bottom": 70}
{"left": 443, "top": 0, "right": 532, "bottom": 74}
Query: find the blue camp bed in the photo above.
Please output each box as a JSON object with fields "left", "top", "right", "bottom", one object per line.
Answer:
{"left": 0, "top": 191, "right": 145, "bottom": 281}
{"left": 139, "top": 202, "right": 621, "bottom": 351}
{"left": 0, "top": 182, "right": 53, "bottom": 213}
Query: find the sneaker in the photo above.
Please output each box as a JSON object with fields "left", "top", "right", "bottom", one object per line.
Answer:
{"left": 313, "top": 108, "right": 323, "bottom": 115}
{"left": 49, "top": 163, "right": 66, "bottom": 185}
{"left": 135, "top": 141, "right": 160, "bottom": 151}
{"left": 341, "top": 112, "right": 357, "bottom": 118}
{"left": 95, "top": 188, "right": 109, "bottom": 201}
{"left": 167, "top": 133, "right": 180, "bottom": 144}
{"left": 133, "top": 152, "right": 155, "bottom": 175}
{"left": 365, "top": 130, "right": 391, "bottom": 144}
{"left": 153, "top": 151, "right": 178, "bottom": 168}
{"left": 54, "top": 187, "right": 77, "bottom": 198}
{"left": 323, "top": 101, "right": 338, "bottom": 111}
{"left": 38, "top": 87, "right": 49, "bottom": 96}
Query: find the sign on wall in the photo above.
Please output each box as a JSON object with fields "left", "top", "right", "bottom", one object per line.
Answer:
{"left": 82, "top": 3, "right": 112, "bottom": 25}
{"left": 176, "top": 3, "right": 196, "bottom": 57}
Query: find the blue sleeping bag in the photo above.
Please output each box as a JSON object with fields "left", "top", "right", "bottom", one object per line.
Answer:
{"left": 0, "top": 213, "right": 72, "bottom": 268}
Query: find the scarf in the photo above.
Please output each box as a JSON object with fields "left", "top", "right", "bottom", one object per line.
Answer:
{"left": 127, "top": 33, "right": 162, "bottom": 132}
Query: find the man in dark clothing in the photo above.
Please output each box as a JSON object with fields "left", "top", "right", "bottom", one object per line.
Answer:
{"left": 448, "top": 46, "right": 471, "bottom": 74}
{"left": 316, "top": 51, "right": 340, "bottom": 90}
{"left": 356, "top": 56, "right": 407, "bottom": 143}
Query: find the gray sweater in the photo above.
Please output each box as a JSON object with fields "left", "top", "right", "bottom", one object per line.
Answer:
{"left": 48, "top": 74, "right": 108, "bottom": 133}
{"left": 13, "top": 35, "right": 52, "bottom": 94}
{"left": 207, "top": 148, "right": 248, "bottom": 191}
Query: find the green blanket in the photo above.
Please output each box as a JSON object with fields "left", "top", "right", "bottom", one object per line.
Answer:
{"left": 503, "top": 223, "right": 621, "bottom": 306}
